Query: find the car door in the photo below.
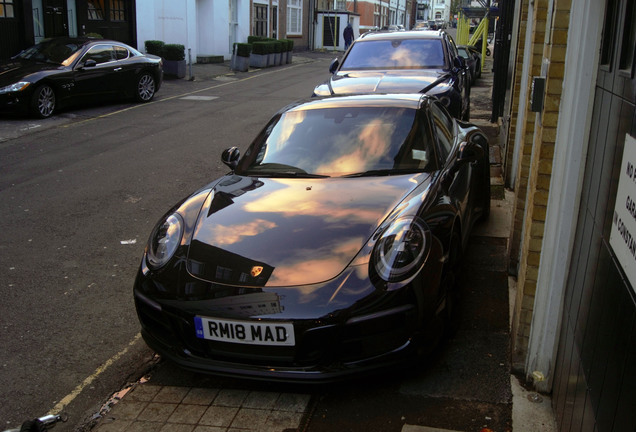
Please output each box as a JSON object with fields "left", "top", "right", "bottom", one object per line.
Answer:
{"left": 429, "top": 100, "right": 475, "bottom": 226}
{"left": 109, "top": 44, "right": 139, "bottom": 96}
{"left": 72, "top": 43, "right": 120, "bottom": 100}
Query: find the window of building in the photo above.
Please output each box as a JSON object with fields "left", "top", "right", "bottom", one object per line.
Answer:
{"left": 619, "top": 0, "right": 635, "bottom": 76}
{"left": 0, "top": 0, "right": 14, "bottom": 18}
{"left": 87, "top": 0, "right": 105, "bottom": 20}
{"left": 254, "top": 4, "right": 267, "bottom": 36}
{"left": 287, "top": 0, "right": 302, "bottom": 35}
{"left": 600, "top": 0, "right": 618, "bottom": 69}
{"left": 110, "top": 0, "right": 126, "bottom": 21}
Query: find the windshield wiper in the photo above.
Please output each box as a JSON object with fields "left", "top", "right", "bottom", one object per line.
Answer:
{"left": 342, "top": 168, "right": 426, "bottom": 178}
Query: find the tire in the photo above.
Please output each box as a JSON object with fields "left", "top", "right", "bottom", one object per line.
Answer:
{"left": 135, "top": 72, "right": 156, "bottom": 102}
{"left": 30, "top": 84, "right": 56, "bottom": 118}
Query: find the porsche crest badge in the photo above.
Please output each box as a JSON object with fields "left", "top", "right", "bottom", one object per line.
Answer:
{"left": 251, "top": 266, "right": 264, "bottom": 277}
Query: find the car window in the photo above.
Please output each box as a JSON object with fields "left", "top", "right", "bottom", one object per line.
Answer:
{"left": 429, "top": 101, "right": 455, "bottom": 161}
{"left": 340, "top": 39, "right": 446, "bottom": 70}
{"left": 457, "top": 47, "right": 470, "bottom": 58}
{"left": 15, "top": 40, "right": 83, "bottom": 64}
{"left": 238, "top": 106, "right": 438, "bottom": 177}
{"left": 114, "top": 46, "right": 130, "bottom": 60}
{"left": 81, "top": 44, "right": 115, "bottom": 65}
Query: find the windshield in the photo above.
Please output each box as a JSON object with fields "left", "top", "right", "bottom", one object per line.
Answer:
{"left": 340, "top": 39, "right": 446, "bottom": 70}
{"left": 14, "top": 40, "right": 84, "bottom": 65}
{"left": 237, "top": 106, "right": 436, "bottom": 177}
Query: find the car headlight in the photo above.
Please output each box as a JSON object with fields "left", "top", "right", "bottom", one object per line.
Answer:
{"left": 0, "top": 81, "right": 31, "bottom": 94}
{"left": 371, "top": 216, "right": 431, "bottom": 283}
{"left": 146, "top": 213, "right": 183, "bottom": 269}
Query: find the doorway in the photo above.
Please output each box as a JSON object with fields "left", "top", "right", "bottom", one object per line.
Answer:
{"left": 43, "top": 0, "right": 67, "bottom": 37}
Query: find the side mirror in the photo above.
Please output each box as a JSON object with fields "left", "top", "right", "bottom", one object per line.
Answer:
{"left": 457, "top": 140, "right": 484, "bottom": 163}
{"left": 221, "top": 147, "right": 240, "bottom": 170}
{"left": 453, "top": 56, "right": 466, "bottom": 70}
{"left": 329, "top": 58, "right": 340, "bottom": 74}
{"left": 82, "top": 59, "right": 97, "bottom": 68}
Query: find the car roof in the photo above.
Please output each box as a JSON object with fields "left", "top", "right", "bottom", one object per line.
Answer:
{"left": 284, "top": 94, "right": 431, "bottom": 114}
{"left": 39, "top": 37, "right": 126, "bottom": 47}
{"left": 359, "top": 30, "right": 445, "bottom": 41}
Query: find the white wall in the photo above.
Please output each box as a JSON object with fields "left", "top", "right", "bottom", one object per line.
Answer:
{"left": 136, "top": 0, "right": 249, "bottom": 61}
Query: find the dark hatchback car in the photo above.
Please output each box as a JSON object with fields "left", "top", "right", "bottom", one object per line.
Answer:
{"left": 0, "top": 37, "right": 163, "bottom": 118}
{"left": 457, "top": 45, "right": 482, "bottom": 84}
{"left": 133, "top": 93, "right": 490, "bottom": 382}
{"left": 313, "top": 30, "right": 471, "bottom": 120}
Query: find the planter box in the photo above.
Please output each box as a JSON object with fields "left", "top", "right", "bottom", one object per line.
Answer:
{"left": 231, "top": 54, "right": 249, "bottom": 72}
{"left": 163, "top": 59, "right": 186, "bottom": 78}
{"left": 250, "top": 53, "right": 268, "bottom": 68}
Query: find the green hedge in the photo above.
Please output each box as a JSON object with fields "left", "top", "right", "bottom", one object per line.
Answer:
{"left": 279, "top": 39, "right": 294, "bottom": 52}
{"left": 145, "top": 40, "right": 165, "bottom": 56}
{"left": 234, "top": 43, "right": 252, "bottom": 57}
{"left": 163, "top": 43, "right": 185, "bottom": 61}
{"left": 248, "top": 36, "right": 268, "bottom": 44}
{"left": 251, "top": 41, "right": 272, "bottom": 55}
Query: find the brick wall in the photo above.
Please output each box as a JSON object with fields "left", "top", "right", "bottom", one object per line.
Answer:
{"left": 510, "top": 0, "right": 571, "bottom": 370}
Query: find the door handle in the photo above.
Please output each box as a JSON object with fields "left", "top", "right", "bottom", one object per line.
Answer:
{"left": 114, "top": 67, "right": 122, "bottom": 71}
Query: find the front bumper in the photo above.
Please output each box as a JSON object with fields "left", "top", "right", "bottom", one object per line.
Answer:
{"left": 0, "top": 91, "right": 30, "bottom": 115}
{"left": 134, "top": 284, "right": 428, "bottom": 382}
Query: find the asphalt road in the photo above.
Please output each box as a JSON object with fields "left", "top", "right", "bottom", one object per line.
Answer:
{"left": 0, "top": 54, "right": 335, "bottom": 431}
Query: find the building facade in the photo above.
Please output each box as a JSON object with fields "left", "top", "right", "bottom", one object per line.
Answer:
{"left": 502, "top": 0, "right": 636, "bottom": 430}
{"left": 0, "top": 0, "right": 138, "bottom": 60}
{"left": 0, "top": 0, "right": 311, "bottom": 62}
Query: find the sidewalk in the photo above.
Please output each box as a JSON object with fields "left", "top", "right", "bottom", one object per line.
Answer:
{"left": 89, "top": 53, "right": 558, "bottom": 432}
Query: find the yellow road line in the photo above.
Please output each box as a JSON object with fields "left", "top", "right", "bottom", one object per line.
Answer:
{"left": 48, "top": 333, "right": 142, "bottom": 415}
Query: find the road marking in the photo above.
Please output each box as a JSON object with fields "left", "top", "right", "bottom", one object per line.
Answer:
{"left": 48, "top": 333, "right": 142, "bottom": 415}
{"left": 60, "top": 62, "right": 311, "bottom": 128}
{"left": 179, "top": 95, "right": 219, "bottom": 101}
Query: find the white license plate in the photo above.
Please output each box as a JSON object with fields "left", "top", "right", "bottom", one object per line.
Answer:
{"left": 194, "top": 316, "right": 295, "bottom": 346}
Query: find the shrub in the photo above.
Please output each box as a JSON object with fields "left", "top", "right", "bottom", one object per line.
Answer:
{"left": 272, "top": 40, "right": 283, "bottom": 53}
{"left": 145, "top": 40, "right": 165, "bottom": 56}
{"left": 85, "top": 32, "right": 103, "bottom": 39}
{"left": 251, "top": 41, "right": 269, "bottom": 55}
{"left": 234, "top": 43, "right": 252, "bottom": 57}
{"left": 248, "top": 36, "right": 268, "bottom": 44}
{"left": 163, "top": 43, "right": 185, "bottom": 61}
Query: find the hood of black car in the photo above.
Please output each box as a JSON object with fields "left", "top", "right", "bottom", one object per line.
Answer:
{"left": 187, "top": 174, "right": 431, "bottom": 287}
{"left": 326, "top": 70, "right": 449, "bottom": 95}
{"left": 0, "top": 60, "right": 60, "bottom": 86}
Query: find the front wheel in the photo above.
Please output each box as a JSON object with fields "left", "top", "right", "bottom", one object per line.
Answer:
{"left": 30, "top": 84, "right": 56, "bottom": 118}
{"left": 135, "top": 73, "right": 156, "bottom": 102}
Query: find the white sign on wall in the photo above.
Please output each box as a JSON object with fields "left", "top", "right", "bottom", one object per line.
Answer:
{"left": 610, "top": 134, "right": 636, "bottom": 294}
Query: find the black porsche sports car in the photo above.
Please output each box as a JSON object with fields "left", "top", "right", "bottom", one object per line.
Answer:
{"left": 0, "top": 37, "right": 163, "bottom": 118}
{"left": 134, "top": 93, "right": 490, "bottom": 382}
{"left": 312, "top": 30, "right": 471, "bottom": 121}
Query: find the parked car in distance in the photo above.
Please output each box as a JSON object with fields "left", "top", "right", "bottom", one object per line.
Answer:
{"left": 133, "top": 93, "right": 490, "bottom": 382}
{"left": 0, "top": 37, "right": 163, "bottom": 118}
{"left": 414, "top": 22, "right": 430, "bottom": 30}
{"left": 457, "top": 45, "right": 481, "bottom": 84}
{"left": 313, "top": 30, "right": 471, "bottom": 120}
